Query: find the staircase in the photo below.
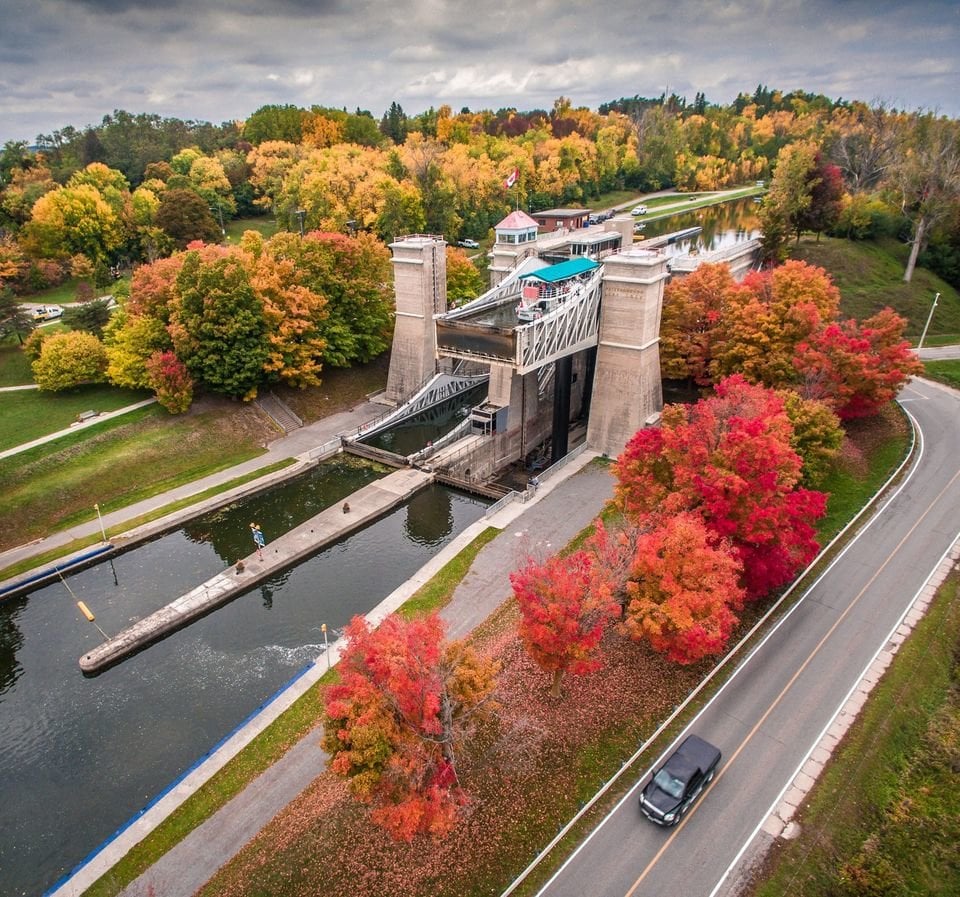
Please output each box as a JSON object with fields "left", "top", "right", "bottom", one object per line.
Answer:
{"left": 256, "top": 391, "right": 303, "bottom": 434}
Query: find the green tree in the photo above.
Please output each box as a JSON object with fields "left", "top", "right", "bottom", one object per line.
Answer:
{"left": 32, "top": 330, "right": 108, "bottom": 390}
{"left": 155, "top": 188, "right": 222, "bottom": 249}
{"left": 63, "top": 298, "right": 113, "bottom": 337}
{"left": 0, "top": 287, "right": 35, "bottom": 345}
{"left": 759, "top": 142, "right": 818, "bottom": 263}
{"left": 104, "top": 309, "right": 171, "bottom": 389}
{"left": 170, "top": 247, "right": 269, "bottom": 399}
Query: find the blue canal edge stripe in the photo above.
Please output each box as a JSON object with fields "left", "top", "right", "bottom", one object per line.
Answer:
{"left": 42, "top": 660, "right": 318, "bottom": 897}
{"left": 0, "top": 544, "right": 116, "bottom": 601}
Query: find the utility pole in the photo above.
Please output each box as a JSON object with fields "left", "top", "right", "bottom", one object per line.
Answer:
{"left": 917, "top": 292, "right": 940, "bottom": 350}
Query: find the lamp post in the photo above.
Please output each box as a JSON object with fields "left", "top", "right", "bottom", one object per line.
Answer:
{"left": 294, "top": 208, "right": 307, "bottom": 238}
{"left": 917, "top": 292, "right": 940, "bottom": 350}
{"left": 93, "top": 503, "right": 107, "bottom": 542}
{"left": 321, "top": 622, "right": 329, "bottom": 670}
{"left": 212, "top": 202, "right": 225, "bottom": 236}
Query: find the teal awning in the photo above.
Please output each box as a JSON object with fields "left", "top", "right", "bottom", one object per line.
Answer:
{"left": 518, "top": 257, "right": 599, "bottom": 284}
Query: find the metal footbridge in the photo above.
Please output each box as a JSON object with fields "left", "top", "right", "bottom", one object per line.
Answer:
{"left": 350, "top": 370, "right": 489, "bottom": 442}
{"left": 435, "top": 256, "right": 605, "bottom": 375}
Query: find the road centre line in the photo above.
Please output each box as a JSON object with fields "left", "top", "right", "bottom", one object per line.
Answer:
{"left": 623, "top": 439, "right": 960, "bottom": 896}
{"left": 528, "top": 407, "right": 924, "bottom": 897}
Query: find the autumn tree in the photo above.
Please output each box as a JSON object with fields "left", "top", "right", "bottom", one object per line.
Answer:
{"left": 32, "top": 330, "right": 108, "bottom": 391}
{"left": 144, "top": 350, "right": 193, "bottom": 413}
{"left": 23, "top": 183, "right": 126, "bottom": 268}
{"left": 712, "top": 260, "right": 840, "bottom": 388}
{"left": 103, "top": 309, "right": 171, "bottom": 389}
{"left": 793, "top": 308, "right": 922, "bottom": 419}
{"left": 615, "top": 376, "right": 826, "bottom": 599}
{"left": 510, "top": 548, "right": 618, "bottom": 697}
{"left": 322, "top": 613, "right": 498, "bottom": 841}
{"left": 758, "top": 141, "right": 818, "bottom": 263}
{"left": 660, "top": 263, "right": 746, "bottom": 385}
{"left": 445, "top": 247, "right": 484, "bottom": 308}
{"left": 155, "top": 188, "right": 222, "bottom": 248}
{"left": 888, "top": 112, "right": 960, "bottom": 282}
{"left": 778, "top": 391, "right": 844, "bottom": 486}
{"left": 621, "top": 513, "right": 744, "bottom": 664}
{"left": 169, "top": 246, "right": 269, "bottom": 399}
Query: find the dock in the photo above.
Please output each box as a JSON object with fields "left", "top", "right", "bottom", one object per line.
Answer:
{"left": 79, "top": 468, "right": 433, "bottom": 673}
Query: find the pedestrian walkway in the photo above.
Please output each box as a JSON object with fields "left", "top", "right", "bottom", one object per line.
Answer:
{"left": 0, "top": 397, "right": 157, "bottom": 460}
{"left": 49, "top": 453, "right": 614, "bottom": 897}
{"left": 0, "top": 399, "right": 384, "bottom": 575}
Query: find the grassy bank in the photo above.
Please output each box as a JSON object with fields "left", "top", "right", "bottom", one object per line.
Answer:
{"left": 0, "top": 385, "right": 151, "bottom": 450}
{"left": 923, "top": 358, "right": 960, "bottom": 389}
{"left": 78, "top": 409, "right": 910, "bottom": 897}
{"left": 0, "top": 401, "right": 274, "bottom": 551}
{"left": 752, "top": 570, "right": 960, "bottom": 897}
{"left": 790, "top": 235, "right": 960, "bottom": 343}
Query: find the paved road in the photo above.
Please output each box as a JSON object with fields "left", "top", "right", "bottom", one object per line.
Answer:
{"left": 917, "top": 344, "right": 960, "bottom": 360}
{"left": 534, "top": 377, "right": 960, "bottom": 897}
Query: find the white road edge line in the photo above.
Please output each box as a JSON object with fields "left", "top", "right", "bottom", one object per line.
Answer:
{"left": 519, "top": 400, "right": 924, "bottom": 897}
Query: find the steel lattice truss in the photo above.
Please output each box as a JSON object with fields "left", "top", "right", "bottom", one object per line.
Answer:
{"left": 514, "top": 268, "right": 603, "bottom": 373}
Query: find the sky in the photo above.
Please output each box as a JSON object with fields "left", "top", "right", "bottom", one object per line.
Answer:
{"left": 2, "top": 0, "right": 958, "bottom": 143}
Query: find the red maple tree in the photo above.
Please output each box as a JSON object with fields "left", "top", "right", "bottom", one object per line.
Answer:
{"left": 794, "top": 307, "right": 923, "bottom": 419}
{"left": 510, "top": 547, "right": 619, "bottom": 697}
{"left": 322, "top": 613, "right": 498, "bottom": 841}
{"left": 614, "top": 375, "right": 826, "bottom": 599}
{"left": 621, "top": 513, "right": 744, "bottom": 664}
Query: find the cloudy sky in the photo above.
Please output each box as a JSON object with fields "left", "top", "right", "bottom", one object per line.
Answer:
{"left": 2, "top": 0, "right": 958, "bottom": 143}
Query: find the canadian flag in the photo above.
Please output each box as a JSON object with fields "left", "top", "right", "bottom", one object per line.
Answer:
{"left": 504, "top": 167, "right": 518, "bottom": 189}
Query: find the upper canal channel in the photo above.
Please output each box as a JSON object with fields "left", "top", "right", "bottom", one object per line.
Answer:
{"left": 0, "top": 456, "right": 489, "bottom": 896}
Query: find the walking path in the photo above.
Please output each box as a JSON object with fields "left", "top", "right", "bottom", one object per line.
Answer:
{"left": 48, "top": 453, "right": 613, "bottom": 897}
{"left": 0, "top": 400, "right": 384, "bottom": 575}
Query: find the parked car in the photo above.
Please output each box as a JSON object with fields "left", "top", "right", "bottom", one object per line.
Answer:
{"left": 631, "top": 205, "right": 648, "bottom": 216}
{"left": 457, "top": 238, "right": 480, "bottom": 249}
{"left": 639, "top": 734, "right": 721, "bottom": 826}
{"left": 32, "top": 305, "right": 64, "bottom": 321}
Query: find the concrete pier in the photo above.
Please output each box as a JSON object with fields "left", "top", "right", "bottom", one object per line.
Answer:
{"left": 79, "top": 468, "right": 433, "bottom": 673}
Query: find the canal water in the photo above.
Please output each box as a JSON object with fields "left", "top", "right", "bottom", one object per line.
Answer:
{"left": 638, "top": 195, "right": 761, "bottom": 255}
{"left": 0, "top": 457, "right": 488, "bottom": 896}
{"left": 362, "top": 384, "right": 487, "bottom": 456}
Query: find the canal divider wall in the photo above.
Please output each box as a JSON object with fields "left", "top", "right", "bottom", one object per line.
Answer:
{"left": 78, "top": 467, "right": 434, "bottom": 673}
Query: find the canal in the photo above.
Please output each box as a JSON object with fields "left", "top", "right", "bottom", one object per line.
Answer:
{"left": 0, "top": 457, "right": 488, "bottom": 896}
{"left": 638, "top": 194, "right": 762, "bottom": 254}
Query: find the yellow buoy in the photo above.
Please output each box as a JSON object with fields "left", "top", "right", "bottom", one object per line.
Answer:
{"left": 77, "top": 601, "right": 96, "bottom": 622}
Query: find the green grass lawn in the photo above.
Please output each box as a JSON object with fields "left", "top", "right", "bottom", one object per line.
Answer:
{"left": 0, "top": 401, "right": 274, "bottom": 550}
{"left": 224, "top": 215, "right": 280, "bottom": 242}
{"left": 923, "top": 358, "right": 960, "bottom": 389}
{"left": 0, "top": 340, "right": 33, "bottom": 386}
{"left": 0, "top": 385, "right": 151, "bottom": 450}
{"left": 790, "top": 235, "right": 960, "bottom": 343}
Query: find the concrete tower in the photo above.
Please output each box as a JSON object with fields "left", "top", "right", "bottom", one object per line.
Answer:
{"left": 586, "top": 246, "right": 670, "bottom": 458}
{"left": 385, "top": 235, "right": 447, "bottom": 404}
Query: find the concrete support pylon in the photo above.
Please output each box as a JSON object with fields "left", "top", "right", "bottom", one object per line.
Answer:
{"left": 586, "top": 247, "right": 670, "bottom": 458}
{"left": 386, "top": 235, "right": 447, "bottom": 404}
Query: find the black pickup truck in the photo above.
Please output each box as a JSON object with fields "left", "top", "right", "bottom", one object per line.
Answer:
{"left": 639, "top": 734, "right": 721, "bottom": 826}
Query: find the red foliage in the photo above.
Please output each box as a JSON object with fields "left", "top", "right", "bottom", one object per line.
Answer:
{"left": 322, "top": 614, "right": 497, "bottom": 841}
{"left": 622, "top": 513, "right": 744, "bottom": 664}
{"left": 794, "top": 307, "right": 923, "bottom": 419}
{"left": 144, "top": 349, "right": 193, "bottom": 413}
{"left": 510, "top": 548, "right": 619, "bottom": 695}
{"left": 614, "top": 375, "right": 826, "bottom": 599}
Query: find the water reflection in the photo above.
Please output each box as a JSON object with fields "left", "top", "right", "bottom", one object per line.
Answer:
{"left": 180, "top": 455, "right": 382, "bottom": 563}
{"left": 405, "top": 486, "right": 454, "bottom": 546}
{"left": 641, "top": 196, "right": 762, "bottom": 255}
{"left": 0, "top": 597, "right": 25, "bottom": 699}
